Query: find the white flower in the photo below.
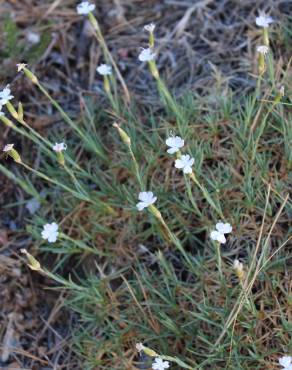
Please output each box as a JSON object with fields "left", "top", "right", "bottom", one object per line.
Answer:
{"left": 138, "top": 48, "right": 156, "bottom": 62}
{"left": 216, "top": 222, "right": 232, "bottom": 234}
{"left": 257, "top": 45, "right": 269, "bottom": 55}
{"left": 26, "top": 31, "right": 40, "bottom": 44}
{"left": 136, "top": 343, "right": 144, "bottom": 352}
{"left": 152, "top": 358, "right": 170, "bottom": 370}
{"left": 136, "top": 191, "right": 157, "bottom": 211}
{"left": 76, "top": 1, "right": 95, "bottom": 15}
{"left": 174, "top": 154, "right": 194, "bottom": 174}
{"left": 16, "top": 63, "right": 27, "bottom": 72}
{"left": 279, "top": 356, "right": 292, "bottom": 369}
{"left": 53, "top": 142, "right": 67, "bottom": 152}
{"left": 144, "top": 23, "right": 156, "bottom": 33}
{"left": 256, "top": 11, "right": 273, "bottom": 28}
{"left": 210, "top": 230, "right": 226, "bottom": 244}
{"left": 96, "top": 64, "right": 112, "bottom": 76}
{"left": 165, "top": 136, "right": 184, "bottom": 154}
{"left": 210, "top": 222, "right": 232, "bottom": 244}
{"left": 279, "top": 85, "right": 285, "bottom": 97}
{"left": 0, "top": 85, "right": 14, "bottom": 105}
{"left": 3, "top": 144, "right": 14, "bottom": 152}
{"left": 26, "top": 197, "right": 41, "bottom": 215}
{"left": 41, "top": 222, "right": 59, "bottom": 243}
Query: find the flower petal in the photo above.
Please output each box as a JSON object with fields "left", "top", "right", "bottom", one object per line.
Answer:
{"left": 174, "top": 159, "right": 184, "bottom": 169}
{"left": 167, "top": 147, "right": 177, "bottom": 154}
{"left": 183, "top": 166, "right": 192, "bottom": 174}
{"left": 136, "top": 202, "right": 146, "bottom": 211}
{"left": 216, "top": 222, "right": 232, "bottom": 234}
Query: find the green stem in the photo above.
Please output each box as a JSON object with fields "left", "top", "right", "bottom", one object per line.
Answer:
{"left": 149, "top": 205, "right": 194, "bottom": 271}
{"left": 88, "top": 12, "right": 130, "bottom": 104}
{"left": 189, "top": 173, "right": 224, "bottom": 219}
{"left": 215, "top": 242, "right": 223, "bottom": 280}
{"left": 20, "top": 162, "right": 115, "bottom": 215}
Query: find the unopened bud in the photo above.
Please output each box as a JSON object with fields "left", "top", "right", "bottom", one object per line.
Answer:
{"left": 113, "top": 123, "right": 131, "bottom": 146}
{"left": 3, "top": 144, "right": 21, "bottom": 163}
{"left": 233, "top": 259, "right": 244, "bottom": 280}
{"left": 6, "top": 102, "right": 19, "bottom": 120}
{"left": 0, "top": 114, "right": 14, "bottom": 128}
{"left": 135, "top": 343, "right": 158, "bottom": 357}
{"left": 20, "top": 249, "right": 41, "bottom": 271}
{"left": 274, "top": 85, "right": 285, "bottom": 104}
{"left": 23, "top": 67, "right": 38, "bottom": 84}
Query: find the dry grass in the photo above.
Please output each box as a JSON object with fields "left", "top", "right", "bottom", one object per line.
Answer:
{"left": 0, "top": 0, "right": 291, "bottom": 369}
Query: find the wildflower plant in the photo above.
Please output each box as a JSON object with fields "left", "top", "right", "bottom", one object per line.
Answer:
{"left": 1, "top": 8, "right": 291, "bottom": 370}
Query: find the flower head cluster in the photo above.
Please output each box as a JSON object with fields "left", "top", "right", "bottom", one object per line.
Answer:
{"left": 279, "top": 356, "right": 292, "bottom": 370}
{"left": 210, "top": 222, "right": 232, "bottom": 244}
{"left": 255, "top": 11, "right": 273, "bottom": 28}
{"left": 41, "top": 222, "right": 59, "bottom": 243}
{"left": 96, "top": 64, "right": 112, "bottom": 76}
{"left": 152, "top": 358, "right": 170, "bottom": 370}
{"left": 0, "top": 85, "right": 14, "bottom": 105}
{"left": 53, "top": 142, "right": 67, "bottom": 152}
{"left": 165, "top": 136, "right": 184, "bottom": 154}
{"left": 257, "top": 45, "right": 269, "bottom": 55}
{"left": 136, "top": 191, "right": 157, "bottom": 211}
{"left": 76, "top": 1, "right": 95, "bottom": 15}
{"left": 138, "top": 48, "right": 156, "bottom": 62}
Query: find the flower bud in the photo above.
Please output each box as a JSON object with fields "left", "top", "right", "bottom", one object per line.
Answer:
{"left": 23, "top": 68, "right": 38, "bottom": 84}
{"left": 113, "top": 123, "right": 131, "bottom": 146}
{"left": 0, "top": 114, "right": 14, "bottom": 128}
{"left": 3, "top": 144, "right": 22, "bottom": 163}
{"left": 20, "top": 249, "right": 41, "bottom": 271}
{"left": 6, "top": 102, "right": 19, "bottom": 120}
{"left": 135, "top": 343, "right": 158, "bottom": 357}
{"left": 233, "top": 259, "right": 244, "bottom": 280}
{"left": 274, "top": 86, "right": 285, "bottom": 104}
